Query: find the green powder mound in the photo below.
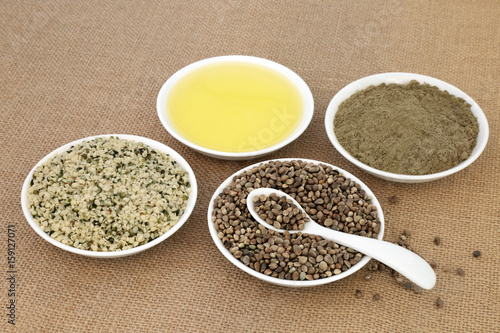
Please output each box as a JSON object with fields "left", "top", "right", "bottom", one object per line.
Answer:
{"left": 333, "top": 81, "right": 479, "bottom": 175}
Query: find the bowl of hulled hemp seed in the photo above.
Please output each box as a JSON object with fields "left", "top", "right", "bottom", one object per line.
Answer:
{"left": 325, "top": 73, "right": 489, "bottom": 183}
{"left": 21, "top": 134, "right": 197, "bottom": 258}
{"left": 207, "top": 158, "right": 385, "bottom": 287}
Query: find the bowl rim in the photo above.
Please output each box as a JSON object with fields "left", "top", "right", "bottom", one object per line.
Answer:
{"left": 20, "top": 134, "right": 198, "bottom": 258}
{"left": 324, "top": 72, "right": 490, "bottom": 182}
{"left": 156, "top": 55, "right": 315, "bottom": 159}
{"left": 207, "top": 158, "right": 385, "bottom": 287}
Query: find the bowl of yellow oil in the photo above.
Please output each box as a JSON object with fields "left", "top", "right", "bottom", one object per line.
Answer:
{"left": 157, "top": 55, "right": 314, "bottom": 160}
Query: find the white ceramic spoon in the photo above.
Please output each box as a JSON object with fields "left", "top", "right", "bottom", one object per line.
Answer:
{"left": 247, "top": 188, "right": 436, "bottom": 290}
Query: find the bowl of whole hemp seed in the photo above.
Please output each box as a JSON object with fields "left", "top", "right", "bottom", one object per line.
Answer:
{"left": 21, "top": 134, "right": 197, "bottom": 258}
{"left": 207, "top": 158, "right": 385, "bottom": 287}
{"left": 325, "top": 72, "right": 489, "bottom": 183}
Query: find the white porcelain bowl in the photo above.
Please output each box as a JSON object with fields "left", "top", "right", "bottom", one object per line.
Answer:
{"left": 157, "top": 55, "right": 314, "bottom": 160}
{"left": 325, "top": 73, "right": 489, "bottom": 183}
{"left": 21, "top": 134, "right": 198, "bottom": 258}
{"left": 207, "top": 158, "right": 385, "bottom": 287}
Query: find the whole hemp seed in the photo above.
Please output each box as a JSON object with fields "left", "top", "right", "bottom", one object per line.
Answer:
{"left": 436, "top": 298, "right": 444, "bottom": 308}
{"left": 365, "top": 230, "right": 428, "bottom": 291}
{"left": 253, "top": 193, "right": 309, "bottom": 231}
{"left": 397, "top": 234, "right": 412, "bottom": 251}
{"left": 389, "top": 195, "right": 399, "bottom": 205}
{"left": 473, "top": 250, "right": 481, "bottom": 257}
{"left": 212, "top": 160, "right": 381, "bottom": 281}
{"left": 404, "top": 282, "right": 414, "bottom": 290}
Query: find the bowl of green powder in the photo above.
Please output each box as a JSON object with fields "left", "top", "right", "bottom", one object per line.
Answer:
{"left": 325, "top": 73, "right": 489, "bottom": 183}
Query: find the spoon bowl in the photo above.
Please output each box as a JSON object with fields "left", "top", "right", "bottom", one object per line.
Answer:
{"left": 247, "top": 188, "right": 436, "bottom": 290}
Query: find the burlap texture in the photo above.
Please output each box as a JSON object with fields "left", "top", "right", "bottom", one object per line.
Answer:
{"left": 1, "top": 1, "right": 499, "bottom": 332}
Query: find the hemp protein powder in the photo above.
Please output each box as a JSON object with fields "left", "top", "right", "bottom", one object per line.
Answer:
{"left": 333, "top": 81, "right": 479, "bottom": 175}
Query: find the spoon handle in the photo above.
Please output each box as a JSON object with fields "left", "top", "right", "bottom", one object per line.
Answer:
{"left": 305, "top": 222, "right": 436, "bottom": 290}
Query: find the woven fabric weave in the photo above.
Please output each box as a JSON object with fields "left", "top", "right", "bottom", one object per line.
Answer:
{"left": 1, "top": 1, "right": 499, "bottom": 332}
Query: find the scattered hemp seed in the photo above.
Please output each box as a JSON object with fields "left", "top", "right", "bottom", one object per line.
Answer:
{"left": 457, "top": 267, "right": 465, "bottom": 276}
{"left": 436, "top": 298, "right": 444, "bottom": 308}
{"left": 363, "top": 232, "right": 430, "bottom": 294}
{"left": 473, "top": 250, "right": 481, "bottom": 258}
{"left": 368, "top": 262, "right": 379, "bottom": 271}
{"left": 355, "top": 290, "right": 363, "bottom": 298}
{"left": 434, "top": 237, "right": 441, "bottom": 245}
{"left": 373, "top": 293, "right": 381, "bottom": 301}
{"left": 389, "top": 195, "right": 399, "bottom": 205}
{"left": 404, "top": 282, "right": 414, "bottom": 290}
{"left": 397, "top": 234, "right": 412, "bottom": 251}
{"left": 413, "top": 285, "right": 422, "bottom": 294}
